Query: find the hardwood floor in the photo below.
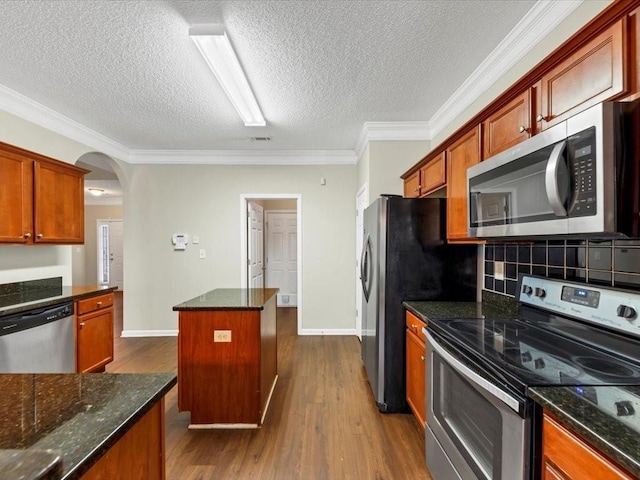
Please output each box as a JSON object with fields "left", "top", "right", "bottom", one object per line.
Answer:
{"left": 107, "top": 292, "right": 431, "bottom": 479}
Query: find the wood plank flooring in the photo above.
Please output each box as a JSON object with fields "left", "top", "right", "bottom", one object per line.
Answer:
{"left": 107, "top": 292, "right": 431, "bottom": 480}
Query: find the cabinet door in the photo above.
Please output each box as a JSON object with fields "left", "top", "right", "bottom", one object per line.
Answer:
{"left": 483, "top": 89, "right": 532, "bottom": 159}
{"left": 406, "top": 329, "right": 426, "bottom": 430}
{"left": 34, "top": 160, "right": 85, "bottom": 244}
{"left": 404, "top": 170, "right": 421, "bottom": 198}
{"left": 539, "top": 18, "right": 626, "bottom": 130}
{"left": 446, "top": 126, "right": 481, "bottom": 240}
{"left": 77, "top": 308, "right": 114, "bottom": 373}
{"left": 0, "top": 153, "right": 33, "bottom": 243}
{"left": 421, "top": 152, "right": 446, "bottom": 195}
{"left": 542, "top": 414, "right": 634, "bottom": 480}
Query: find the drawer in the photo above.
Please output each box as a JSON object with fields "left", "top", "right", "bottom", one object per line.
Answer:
{"left": 77, "top": 293, "right": 113, "bottom": 316}
{"left": 406, "top": 311, "right": 427, "bottom": 341}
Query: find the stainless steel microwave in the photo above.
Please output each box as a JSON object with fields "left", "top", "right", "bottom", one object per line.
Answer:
{"left": 467, "top": 100, "right": 640, "bottom": 238}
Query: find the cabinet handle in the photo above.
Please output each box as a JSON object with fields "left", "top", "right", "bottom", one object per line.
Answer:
{"left": 79, "top": 322, "right": 85, "bottom": 328}
{"left": 96, "top": 301, "right": 103, "bottom": 306}
{"left": 519, "top": 125, "right": 528, "bottom": 133}
{"left": 420, "top": 356, "right": 425, "bottom": 361}
{"left": 536, "top": 114, "right": 546, "bottom": 123}
{"left": 37, "top": 233, "right": 44, "bottom": 238}
{"left": 24, "top": 233, "right": 31, "bottom": 238}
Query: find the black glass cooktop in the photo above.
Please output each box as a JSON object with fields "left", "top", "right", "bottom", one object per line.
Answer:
{"left": 427, "top": 315, "right": 640, "bottom": 394}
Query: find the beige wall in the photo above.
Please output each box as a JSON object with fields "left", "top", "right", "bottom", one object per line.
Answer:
{"left": 72, "top": 205, "right": 124, "bottom": 286}
{"left": 122, "top": 163, "right": 357, "bottom": 334}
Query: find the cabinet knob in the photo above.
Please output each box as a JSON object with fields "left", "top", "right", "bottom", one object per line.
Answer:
{"left": 519, "top": 125, "right": 528, "bottom": 133}
{"left": 96, "top": 301, "right": 103, "bottom": 307}
{"left": 536, "top": 114, "right": 546, "bottom": 123}
{"left": 37, "top": 233, "right": 44, "bottom": 238}
{"left": 24, "top": 232, "right": 31, "bottom": 238}
{"left": 420, "top": 356, "right": 425, "bottom": 361}
{"left": 79, "top": 322, "right": 86, "bottom": 328}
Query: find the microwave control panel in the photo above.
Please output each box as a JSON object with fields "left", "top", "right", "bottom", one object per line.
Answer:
{"left": 568, "top": 127, "right": 596, "bottom": 217}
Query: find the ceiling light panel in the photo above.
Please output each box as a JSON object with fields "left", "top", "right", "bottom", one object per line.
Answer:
{"left": 189, "top": 24, "right": 266, "bottom": 127}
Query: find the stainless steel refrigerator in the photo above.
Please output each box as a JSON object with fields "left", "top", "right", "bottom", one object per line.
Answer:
{"left": 360, "top": 195, "right": 477, "bottom": 413}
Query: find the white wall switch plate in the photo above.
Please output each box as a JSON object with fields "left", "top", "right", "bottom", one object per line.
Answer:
{"left": 193, "top": 235, "right": 200, "bottom": 244}
{"left": 199, "top": 249, "right": 206, "bottom": 259}
{"left": 494, "top": 261, "right": 505, "bottom": 280}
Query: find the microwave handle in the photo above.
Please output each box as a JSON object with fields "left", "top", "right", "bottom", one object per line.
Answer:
{"left": 545, "top": 141, "right": 568, "bottom": 217}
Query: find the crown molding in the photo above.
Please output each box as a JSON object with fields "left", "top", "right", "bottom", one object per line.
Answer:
{"left": 128, "top": 149, "right": 357, "bottom": 165}
{"left": 355, "top": 121, "right": 431, "bottom": 159}
{"left": 0, "top": 84, "right": 131, "bottom": 161}
{"left": 428, "top": 0, "right": 583, "bottom": 139}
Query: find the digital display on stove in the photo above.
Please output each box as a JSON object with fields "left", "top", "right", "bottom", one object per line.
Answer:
{"left": 561, "top": 286, "right": 600, "bottom": 308}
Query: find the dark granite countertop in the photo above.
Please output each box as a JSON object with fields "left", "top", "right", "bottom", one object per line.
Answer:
{"left": 173, "top": 288, "right": 278, "bottom": 311}
{"left": 529, "top": 386, "right": 640, "bottom": 478}
{"left": 0, "top": 373, "right": 176, "bottom": 480}
{"left": 0, "top": 285, "right": 118, "bottom": 318}
{"left": 403, "top": 300, "right": 516, "bottom": 323}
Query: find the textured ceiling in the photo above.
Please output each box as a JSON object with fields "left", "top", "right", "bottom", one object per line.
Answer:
{"left": 0, "top": 0, "right": 541, "bottom": 154}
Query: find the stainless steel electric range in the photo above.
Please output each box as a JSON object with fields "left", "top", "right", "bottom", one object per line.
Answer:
{"left": 424, "top": 274, "right": 640, "bottom": 480}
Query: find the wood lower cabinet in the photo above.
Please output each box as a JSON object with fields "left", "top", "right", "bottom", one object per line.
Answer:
{"left": 538, "top": 18, "right": 627, "bottom": 130}
{"left": 0, "top": 141, "right": 87, "bottom": 244}
{"left": 483, "top": 88, "right": 534, "bottom": 159}
{"left": 406, "top": 311, "right": 426, "bottom": 430}
{"left": 81, "top": 399, "right": 165, "bottom": 480}
{"left": 446, "top": 126, "right": 481, "bottom": 241}
{"left": 76, "top": 293, "right": 114, "bottom": 373}
{"left": 542, "top": 413, "right": 634, "bottom": 480}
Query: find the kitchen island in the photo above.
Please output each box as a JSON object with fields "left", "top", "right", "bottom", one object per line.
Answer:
{"left": 173, "top": 288, "right": 278, "bottom": 428}
{"left": 0, "top": 372, "right": 176, "bottom": 480}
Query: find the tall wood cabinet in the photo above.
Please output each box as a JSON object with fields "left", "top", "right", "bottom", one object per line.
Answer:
{"left": 446, "top": 126, "right": 480, "bottom": 241}
{"left": 0, "top": 141, "right": 87, "bottom": 244}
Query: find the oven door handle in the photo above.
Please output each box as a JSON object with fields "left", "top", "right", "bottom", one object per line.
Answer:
{"left": 426, "top": 330, "right": 522, "bottom": 414}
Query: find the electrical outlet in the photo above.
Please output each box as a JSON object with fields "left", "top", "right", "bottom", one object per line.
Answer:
{"left": 199, "top": 249, "right": 206, "bottom": 259}
{"left": 214, "top": 330, "right": 231, "bottom": 342}
{"left": 494, "top": 261, "right": 505, "bottom": 281}
{"left": 193, "top": 235, "right": 200, "bottom": 244}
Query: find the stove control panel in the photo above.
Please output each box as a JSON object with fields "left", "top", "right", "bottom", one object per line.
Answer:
{"left": 519, "top": 275, "right": 640, "bottom": 338}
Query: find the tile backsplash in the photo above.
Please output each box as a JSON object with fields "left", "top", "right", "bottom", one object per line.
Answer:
{"left": 484, "top": 239, "right": 640, "bottom": 297}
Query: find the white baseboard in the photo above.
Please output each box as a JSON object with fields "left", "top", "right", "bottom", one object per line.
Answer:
{"left": 298, "top": 328, "right": 357, "bottom": 336}
{"left": 121, "top": 329, "right": 178, "bottom": 337}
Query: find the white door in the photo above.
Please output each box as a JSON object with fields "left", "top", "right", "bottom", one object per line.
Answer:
{"left": 265, "top": 211, "right": 297, "bottom": 306}
{"left": 97, "top": 219, "right": 124, "bottom": 289}
{"left": 247, "top": 202, "right": 265, "bottom": 288}
{"left": 355, "top": 185, "right": 368, "bottom": 340}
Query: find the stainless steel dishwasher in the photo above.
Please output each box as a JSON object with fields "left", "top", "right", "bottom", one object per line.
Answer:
{"left": 0, "top": 302, "right": 75, "bottom": 373}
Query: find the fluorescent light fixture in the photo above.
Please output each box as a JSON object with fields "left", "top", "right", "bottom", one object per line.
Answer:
{"left": 88, "top": 188, "right": 104, "bottom": 196}
{"left": 189, "top": 24, "right": 266, "bottom": 127}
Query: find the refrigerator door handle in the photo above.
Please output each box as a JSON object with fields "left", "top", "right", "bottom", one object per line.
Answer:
{"left": 360, "top": 233, "right": 372, "bottom": 301}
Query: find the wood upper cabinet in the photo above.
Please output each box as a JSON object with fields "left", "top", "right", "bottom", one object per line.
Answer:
{"left": 542, "top": 413, "right": 634, "bottom": 480}
{"left": 403, "top": 153, "right": 446, "bottom": 198}
{"left": 406, "top": 311, "right": 426, "bottom": 430}
{"left": 0, "top": 151, "right": 33, "bottom": 243}
{"left": 0, "top": 141, "right": 87, "bottom": 245}
{"left": 538, "top": 18, "right": 627, "bottom": 130}
{"left": 446, "top": 126, "right": 481, "bottom": 240}
{"left": 483, "top": 89, "right": 534, "bottom": 159}
{"left": 404, "top": 170, "right": 421, "bottom": 198}
{"left": 76, "top": 293, "right": 114, "bottom": 373}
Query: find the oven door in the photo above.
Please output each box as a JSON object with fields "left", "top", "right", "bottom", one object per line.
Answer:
{"left": 425, "top": 330, "right": 531, "bottom": 480}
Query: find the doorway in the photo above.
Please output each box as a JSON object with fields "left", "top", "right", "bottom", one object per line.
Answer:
{"left": 97, "top": 219, "right": 124, "bottom": 289}
{"left": 241, "top": 194, "right": 302, "bottom": 334}
{"left": 265, "top": 210, "right": 297, "bottom": 307}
